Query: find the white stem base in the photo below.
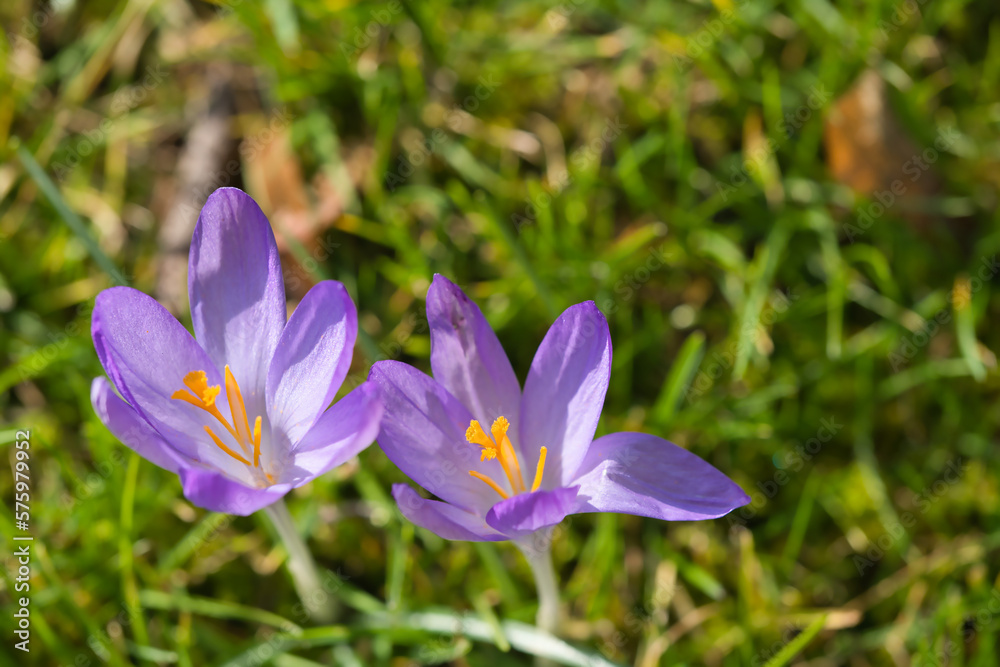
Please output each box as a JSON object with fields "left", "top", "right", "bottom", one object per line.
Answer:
{"left": 264, "top": 499, "right": 337, "bottom": 624}
{"left": 517, "top": 536, "right": 561, "bottom": 667}
{"left": 517, "top": 536, "right": 561, "bottom": 634}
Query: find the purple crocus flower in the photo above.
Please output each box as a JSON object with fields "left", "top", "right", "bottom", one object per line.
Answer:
{"left": 90, "top": 188, "right": 383, "bottom": 516}
{"left": 370, "top": 275, "right": 749, "bottom": 542}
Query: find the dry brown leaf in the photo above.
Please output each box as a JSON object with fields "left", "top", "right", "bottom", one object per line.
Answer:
{"left": 824, "top": 69, "right": 940, "bottom": 226}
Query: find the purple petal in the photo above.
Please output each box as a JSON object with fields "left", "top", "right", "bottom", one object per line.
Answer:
{"left": 92, "top": 286, "right": 245, "bottom": 474}
{"left": 519, "top": 302, "right": 611, "bottom": 487}
{"left": 188, "top": 188, "right": 286, "bottom": 426}
{"left": 267, "top": 281, "right": 357, "bottom": 447}
{"left": 485, "top": 486, "right": 579, "bottom": 540}
{"left": 285, "top": 382, "right": 383, "bottom": 486}
{"left": 571, "top": 432, "right": 750, "bottom": 521}
{"left": 427, "top": 275, "right": 521, "bottom": 429}
{"left": 90, "top": 377, "right": 189, "bottom": 474}
{"left": 368, "top": 360, "right": 505, "bottom": 514}
{"left": 392, "top": 484, "right": 506, "bottom": 542}
{"left": 178, "top": 467, "right": 292, "bottom": 515}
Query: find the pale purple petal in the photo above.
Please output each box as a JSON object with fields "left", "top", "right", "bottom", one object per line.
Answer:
{"left": 90, "top": 377, "right": 189, "bottom": 474}
{"left": 267, "top": 281, "right": 357, "bottom": 448}
{"left": 427, "top": 274, "right": 521, "bottom": 429}
{"left": 484, "top": 486, "right": 579, "bottom": 540}
{"left": 392, "top": 484, "right": 506, "bottom": 542}
{"left": 92, "top": 286, "right": 245, "bottom": 475}
{"left": 369, "top": 360, "right": 504, "bottom": 514}
{"left": 571, "top": 432, "right": 750, "bottom": 521}
{"left": 519, "top": 302, "right": 611, "bottom": 487}
{"left": 188, "top": 188, "right": 286, "bottom": 427}
{"left": 285, "top": 382, "right": 383, "bottom": 486}
{"left": 178, "top": 467, "right": 292, "bottom": 516}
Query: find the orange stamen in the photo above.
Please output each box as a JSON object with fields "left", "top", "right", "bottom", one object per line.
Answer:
{"left": 204, "top": 426, "right": 251, "bottom": 465}
{"left": 466, "top": 417, "right": 526, "bottom": 493}
{"left": 224, "top": 365, "right": 254, "bottom": 455}
{"left": 171, "top": 371, "right": 240, "bottom": 441}
{"left": 172, "top": 368, "right": 267, "bottom": 480}
{"left": 469, "top": 471, "right": 509, "bottom": 499}
{"left": 466, "top": 420, "right": 498, "bottom": 461}
{"left": 252, "top": 416, "right": 262, "bottom": 467}
{"left": 531, "top": 447, "right": 548, "bottom": 492}
{"left": 465, "top": 415, "right": 548, "bottom": 498}
{"left": 493, "top": 417, "right": 525, "bottom": 493}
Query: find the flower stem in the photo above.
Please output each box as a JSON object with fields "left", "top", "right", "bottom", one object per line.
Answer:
{"left": 518, "top": 537, "right": 561, "bottom": 667}
{"left": 518, "top": 536, "right": 561, "bottom": 633}
{"left": 264, "top": 499, "right": 338, "bottom": 624}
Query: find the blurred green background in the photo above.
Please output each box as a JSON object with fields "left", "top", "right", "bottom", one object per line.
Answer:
{"left": 2, "top": 0, "right": 1000, "bottom": 664}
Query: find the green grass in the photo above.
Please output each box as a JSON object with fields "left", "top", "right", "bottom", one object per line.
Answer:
{"left": 2, "top": 0, "right": 1000, "bottom": 664}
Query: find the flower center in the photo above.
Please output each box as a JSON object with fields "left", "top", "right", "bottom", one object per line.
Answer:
{"left": 171, "top": 367, "right": 274, "bottom": 484}
{"left": 465, "top": 416, "right": 547, "bottom": 499}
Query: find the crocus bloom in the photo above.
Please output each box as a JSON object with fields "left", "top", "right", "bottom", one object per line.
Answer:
{"left": 91, "top": 188, "right": 382, "bottom": 515}
{"left": 370, "top": 276, "right": 749, "bottom": 542}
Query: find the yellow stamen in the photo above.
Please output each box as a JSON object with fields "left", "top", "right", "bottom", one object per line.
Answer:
{"left": 171, "top": 389, "right": 207, "bottom": 409}
{"left": 469, "top": 471, "right": 509, "bottom": 499}
{"left": 204, "top": 426, "right": 251, "bottom": 465}
{"left": 171, "top": 371, "right": 240, "bottom": 441}
{"left": 183, "top": 370, "right": 220, "bottom": 406}
{"left": 495, "top": 425, "right": 525, "bottom": 493}
{"left": 252, "top": 415, "right": 262, "bottom": 467}
{"left": 466, "top": 420, "right": 498, "bottom": 460}
{"left": 490, "top": 416, "right": 510, "bottom": 444}
{"left": 172, "top": 368, "right": 267, "bottom": 478}
{"left": 531, "top": 447, "right": 548, "bottom": 492}
{"left": 466, "top": 417, "right": 526, "bottom": 492}
{"left": 465, "top": 415, "right": 549, "bottom": 498}
{"left": 224, "top": 365, "right": 254, "bottom": 455}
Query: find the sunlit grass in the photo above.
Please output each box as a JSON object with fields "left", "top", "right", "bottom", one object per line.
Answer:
{"left": 2, "top": 0, "right": 999, "bottom": 664}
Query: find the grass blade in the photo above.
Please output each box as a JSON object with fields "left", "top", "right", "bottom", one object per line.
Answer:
{"left": 652, "top": 330, "right": 705, "bottom": 426}
{"left": 16, "top": 143, "right": 129, "bottom": 285}
{"left": 762, "top": 614, "right": 828, "bottom": 667}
